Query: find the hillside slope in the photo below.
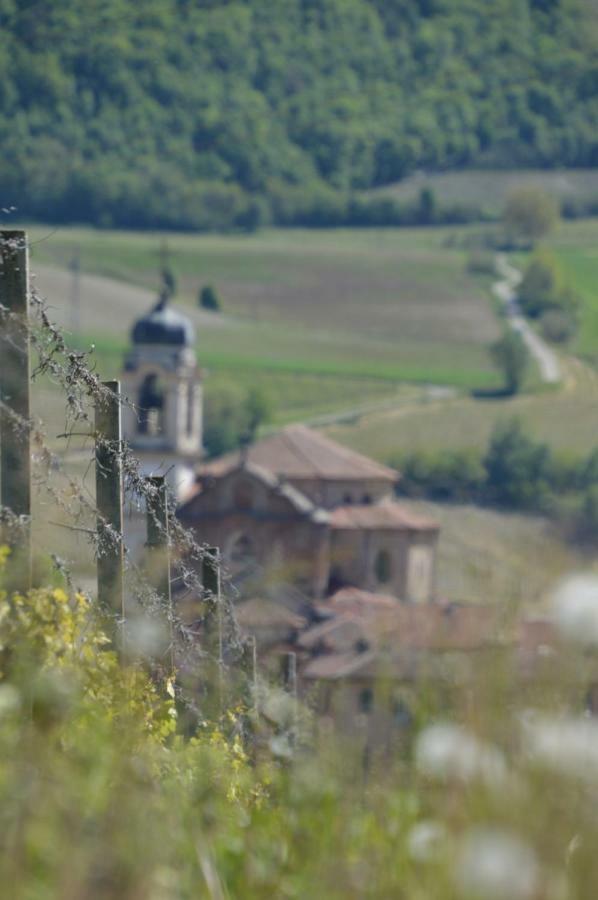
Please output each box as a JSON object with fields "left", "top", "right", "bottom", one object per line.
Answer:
{"left": 1, "top": 0, "right": 597, "bottom": 229}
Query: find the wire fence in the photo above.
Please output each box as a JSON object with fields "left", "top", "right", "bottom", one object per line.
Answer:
{"left": 0, "top": 228, "right": 258, "bottom": 730}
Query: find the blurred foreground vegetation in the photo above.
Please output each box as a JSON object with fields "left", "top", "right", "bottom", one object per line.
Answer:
{"left": 4, "top": 543, "right": 598, "bottom": 897}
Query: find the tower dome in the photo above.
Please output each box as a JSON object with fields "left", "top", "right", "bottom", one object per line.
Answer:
{"left": 131, "top": 294, "right": 195, "bottom": 348}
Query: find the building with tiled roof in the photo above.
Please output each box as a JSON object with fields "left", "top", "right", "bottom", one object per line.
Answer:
{"left": 178, "top": 424, "right": 439, "bottom": 602}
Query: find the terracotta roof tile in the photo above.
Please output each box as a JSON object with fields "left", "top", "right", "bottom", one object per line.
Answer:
{"left": 199, "top": 424, "right": 398, "bottom": 482}
{"left": 299, "top": 595, "right": 499, "bottom": 657}
{"left": 329, "top": 502, "right": 439, "bottom": 531}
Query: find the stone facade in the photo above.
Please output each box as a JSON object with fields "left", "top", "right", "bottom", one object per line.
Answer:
{"left": 179, "top": 427, "right": 439, "bottom": 603}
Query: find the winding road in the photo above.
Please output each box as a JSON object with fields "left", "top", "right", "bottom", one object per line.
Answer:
{"left": 492, "top": 254, "right": 561, "bottom": 384}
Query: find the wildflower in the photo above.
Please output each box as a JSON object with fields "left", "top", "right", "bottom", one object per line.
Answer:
{"left": 415, "top": 723, "right": 507, "bottom": 787}
{"left": 455, "top": 828, "right": 539, "bottom": 899}
{"left": 407, "top": 820, "right": 447, "bottom": 862}
{"left": 551, "top": 574, "right": 598, "bottom": 645}
{"left": 523, "top": 714, "right": 598, "bottom": 781}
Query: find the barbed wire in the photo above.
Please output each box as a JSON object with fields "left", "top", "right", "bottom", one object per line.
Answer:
{"left": 0, "top": 237, "right": 250, "bottom": 727}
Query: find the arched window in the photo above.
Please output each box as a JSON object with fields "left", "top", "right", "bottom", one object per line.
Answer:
{"left": 138, "top": 373, "right": 165, "bottom": 436}
{"left": 374, "top": 549, "right": 392, "bottom": 585}
{"left": 343, "top": 493, "right": 353, "bottom": 505}
{"left": 362, "top": 494, "right": 372, "bottom": 505}
{"left": 359, "top": 687, "right": 374, "bottom": 714}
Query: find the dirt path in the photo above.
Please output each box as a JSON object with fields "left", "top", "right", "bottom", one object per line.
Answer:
{"left": 492, "top": 254, "right": 561, "bottom": 384}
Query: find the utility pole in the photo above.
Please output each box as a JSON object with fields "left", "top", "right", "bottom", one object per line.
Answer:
{"left": 69, "top": 245, "right": 81, "bottom": 334}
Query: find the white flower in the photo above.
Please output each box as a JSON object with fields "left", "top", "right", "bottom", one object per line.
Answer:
{"left": 551, "top": 574, "right": 598, "bottom": 645}
{"left": 407, "top": 820, "right": 447, "bottom": 862}
{"left": 523, "top": 714, "right": 598, "bottom": 781}
{"left": 415, "top": 723, "right": 507, "bottom": 787}
{"left": 456, "top": 828, "right": 539, "bottom": 900}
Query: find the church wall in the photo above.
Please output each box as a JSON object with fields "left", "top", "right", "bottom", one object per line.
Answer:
{"left": 329, "top": 529, "right": 437, "bottom": 601}
{"left": 188, "top": 512, "right": 329, "bottom": 596}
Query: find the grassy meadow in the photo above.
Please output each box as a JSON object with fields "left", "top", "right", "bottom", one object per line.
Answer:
{"left": 27, "top": 224, "right": 503, "bottom": 427}
{"left": 545, "top": 218, "right": 598, "bottom": 363}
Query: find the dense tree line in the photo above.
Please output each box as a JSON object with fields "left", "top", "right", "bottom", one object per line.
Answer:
{"left": 1, "top": 0, "right": 597, "bottom": 230}
{"left": 395, "top": 418, "right": 598, "bottom": 539}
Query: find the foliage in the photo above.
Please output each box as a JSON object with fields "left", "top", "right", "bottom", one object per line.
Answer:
{"left": 199, "top": 283, "right": 221, "bottom": 311}
{"left": 7, "top": 547, "right": 598, "bottom": 897}
{"left": 395, "top": 419, "right": 598, "bottom": 515}
{"left": 518, "top": 250, "right": 579, "bottom": 339}
{"left": 483, "top": 417, "right": 552, "bottom": 510}
{"left": 502, "top": 186, "right": 560, "bottom": 246}
{"left": 490, "top": 329, "right": 529, "bottom": 395}
{"left": 204, "top": 382, "right": 272, "bottom": 457}
{"left": 540, "top": 308, "right": 576, "bottom": 343}
{"left": 2, "top": 1, "right": 598, "bottom": 230}
{"left": 396, "top": 449, "right": 486, "bottom": 503}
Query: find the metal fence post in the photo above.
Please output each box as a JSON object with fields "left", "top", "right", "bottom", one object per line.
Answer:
{"left": 0, "top": 230, "right": 32, "bottom": 588}
{"left": 95, "top": 380, "right": 124, "bottom": 638}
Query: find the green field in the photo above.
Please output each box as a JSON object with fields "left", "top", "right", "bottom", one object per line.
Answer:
{"left": 542, "top": 218, "right": 598, "bottom": 363}
{"left": 326, "top": 357, "right": 598, "bottom": 459}
{"left": 371, "top": 169, "right": 598, "bottom": 216}
{"left": 27, "top": 224, "right": 504, "bottom": 423}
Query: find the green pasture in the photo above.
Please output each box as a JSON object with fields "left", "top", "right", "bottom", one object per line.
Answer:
{"left": 543, "top": 218, "right": 598, "bottom": 362}
{"left": 326, "top": 357, "right": 598, "bottom": 459}
{"left": 26, "top": 224, "right": 504, "bottom": 423}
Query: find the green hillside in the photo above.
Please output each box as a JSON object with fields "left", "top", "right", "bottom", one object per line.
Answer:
{"left": 1, "top": 0, "right": 598, "bottom": 230}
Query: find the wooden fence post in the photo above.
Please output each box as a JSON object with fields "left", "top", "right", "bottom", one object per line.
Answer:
{"left": 282, "top": 651, "right": 297, "bottom": 698}
{"left": 241, "top": 635, "right": 257, "bottom": 691}
{"left": 146, "top": 474, "right": 174, "bottom": 670}
{"left": 282, "top": 651, "right": 298, "bottom": 743}
{"left": 202, "top": 546, "right": 224, "bottom": 710}
{"left": 0, "top": 230, "right": 32, "bottom": 588}
{"left": 95, "top": 380, "right": 124, "bottom": 638}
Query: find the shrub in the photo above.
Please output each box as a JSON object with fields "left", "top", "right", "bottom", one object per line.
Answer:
{"left": 483, "top": 417, "right": 552, "bottom": 510}
{"left": 502, "top": 187, "right": 559, "bottom": 247}
{"left": 203, "top": 382, "right": 272, "bottom": 457}
{"left": 199, "top": 284, "right": 221, "bottom": 312}
{"left": 540, "top": 308, "right": 575, "bottom": 343}
{"left": 518, "top": 250, "right": 579, "bottom": 328}
{"left": 396, "top": 449, "right": 485, "bottom": 503}
{"left": 490, "top": 330, "right": 529, "bottom": 395}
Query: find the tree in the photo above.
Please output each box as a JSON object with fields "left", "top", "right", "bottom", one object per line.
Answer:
{"left": 199, "top": 285, "right": 221, "bottom": 312}
{"left": 502, "top": 187, "right": 559, "bottom": 247}
{"left": 417, "top": 187, "right": 436, "bottom": 224}
{"left": 490, "top": 330, "right": 529, "bottom": 395}
{"left": 203, "top": 383, "right": 272, "bottom": 457}
{"left": 245, "top": 386, "right": 272, "bottom": 441}
{"left": 518, "top": 250, "right": 579, "bottom": 339}
{"left": 484, "top": 417, "right": 551, "bottom": 509}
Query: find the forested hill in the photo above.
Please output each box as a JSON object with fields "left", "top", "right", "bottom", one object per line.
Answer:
{"left": 2, "top": 0, "right": 598, "bottom": 230}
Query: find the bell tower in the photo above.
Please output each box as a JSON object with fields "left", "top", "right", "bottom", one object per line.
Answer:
{"left": 121, "top": 293, "right": 203, "bottom": 501}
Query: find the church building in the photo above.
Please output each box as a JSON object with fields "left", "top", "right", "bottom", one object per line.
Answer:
{"left": 121, "top": 294, "right": 203, "bottom": 501}
{"left": 122, "top": 297, "right": 439, "bottom": 604}
{"left": 178, "top": 426, "right": 439, "bottom": 602}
